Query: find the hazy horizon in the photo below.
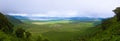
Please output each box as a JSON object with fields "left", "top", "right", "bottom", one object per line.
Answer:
{"left": 0, "top": 0, "right": 120, "bottom": 18}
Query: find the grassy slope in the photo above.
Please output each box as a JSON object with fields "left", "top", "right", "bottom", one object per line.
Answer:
{"left": 79, "top": 16, "right": 120, "bottom": 41}
{"left": 24, "top": 20, "right": 95, "bottom": 41}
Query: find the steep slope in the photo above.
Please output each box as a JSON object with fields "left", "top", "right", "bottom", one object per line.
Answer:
{"left": 87, "top": 16, "right": 119, "bottom": 41}
{"left": 0, "top": 13, "right": 13, "bottom": 33}
{"left": 5, "top": 15, "right": 23, "bottom": 25}
{"left": 80, "top": 7, "right": 120, "bottom": 41}
{"left": 0, "top": 12, "right": 19, "bottom": 41}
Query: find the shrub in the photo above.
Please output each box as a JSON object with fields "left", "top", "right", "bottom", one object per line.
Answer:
{"left": 15, "top": 28, "right": 25, "bottom": 38}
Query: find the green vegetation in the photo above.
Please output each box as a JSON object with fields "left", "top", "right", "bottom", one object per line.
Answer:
{"left": 1, "top": 6, "right": 120, "bottom": 41}
{"left": 0, "top": 13, "right": 49, "bottom": 41}
{"left": 24, "top": 20, "right": 96, "bottom": 41}
{"left": 5, "top": 15, "right": 23, "bottom": 25}
{"left": 0, "top": 13, "right": 13, "bottom": 33}
{"left": 75, "top": 7, "right": 120, "bottom": 41}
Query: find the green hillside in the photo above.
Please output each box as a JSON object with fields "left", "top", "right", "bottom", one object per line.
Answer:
{"left": 0, "top": 13, "right": 13, "bottom": 33}
{"left": 0, "top": 12, "right": 49, "bottom": 41}
{"left": 77, "top": 7, "right": 120, "bottom": 41}
{"left": 5, "top": 15, "right": 23, "bottom": 25}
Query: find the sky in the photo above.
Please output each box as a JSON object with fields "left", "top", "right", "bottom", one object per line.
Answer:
{"left": 0, "top": 0, "right": 120, "bottom": 18}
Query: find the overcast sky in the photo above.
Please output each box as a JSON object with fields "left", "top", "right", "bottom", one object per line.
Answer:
{"left": 0, "top": 0, "right": 120, "bottom": 18}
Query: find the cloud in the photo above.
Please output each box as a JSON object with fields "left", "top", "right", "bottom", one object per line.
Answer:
{"left": 8, "top": 10, "right": 79, "bottom": 17}
{"left": 8, "top": 13, "right": 28, "bottom": 16}
{"left": 0, "top": 0, "right": 119, "bottom": 18}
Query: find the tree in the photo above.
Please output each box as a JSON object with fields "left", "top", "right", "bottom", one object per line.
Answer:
{"left": 36, "top": 36, "right": 42, "bottom": 41}
{"left": 101, "top": 19, "right": 109, "bottom": 30}
{"left": 43, "top": 39, "right": 49, "bottom": 41}
{"left": 113, "top": 7, "right": 120, "bottom": 21}
{"left": 15, "top": 28, "right": 25, "bottom": 38}
{"left": 0, "top": 12, "right": 13, "bottom": 33}
{"left": 25, "top": 31, "right": 31, "bottom": 38}
{"left": 101, "top": 18, "right": 113, "bottom": 30}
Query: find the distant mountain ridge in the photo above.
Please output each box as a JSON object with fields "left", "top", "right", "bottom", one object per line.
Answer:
{"left": 11, "top": 16, "right": 29, "bottom": 20}
{"left": 11, "top": 16, "right": 103, "bottom": 22}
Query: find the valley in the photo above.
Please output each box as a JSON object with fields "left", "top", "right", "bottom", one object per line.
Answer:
{"left": 22, "top": 20, "right": 98, "bottom": 41}
{"left": 0, "top": 0, "right": 119, "bottom": 41}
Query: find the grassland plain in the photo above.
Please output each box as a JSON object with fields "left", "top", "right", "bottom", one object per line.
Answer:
{"left": 22, "top": 20, "right": 97, "bottom": 41}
